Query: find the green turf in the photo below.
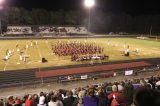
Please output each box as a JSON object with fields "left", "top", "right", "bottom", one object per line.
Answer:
{"left": 0, "top": 37, "right": 159, "bottom": 71}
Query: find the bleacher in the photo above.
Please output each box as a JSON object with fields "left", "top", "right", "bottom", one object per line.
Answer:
{"left": 6, "top": 26, "right": 33, "bottom": 35}
{"left": 5, "top": 26, "right": 88, "bottom": 36}
{"left": 65, "top": 27, "right": 88, "bottom": 35}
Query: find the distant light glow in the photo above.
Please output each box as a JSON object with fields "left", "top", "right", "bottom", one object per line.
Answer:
{"left": 84, "top": 0, "right": 95, "bottom": 8}
{"left": 0, "top": 0, "right": 4, "bottom": 4}
{"left": 0, "top": 6, "right": 3, "bottom": 10}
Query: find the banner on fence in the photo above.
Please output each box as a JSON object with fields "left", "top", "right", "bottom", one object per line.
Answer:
{"left": 125, "top": 70, "right": 133, "bottom": 76}
{"left": 81, "top": 75, "right": 88, "bottom": 79}
{"left": 113, "top": 72, "right": 117, "bottom": 77}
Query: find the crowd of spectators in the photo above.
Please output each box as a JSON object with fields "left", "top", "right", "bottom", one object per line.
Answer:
{"left": 1, "top": 75, "right": 160, "bottom": 106}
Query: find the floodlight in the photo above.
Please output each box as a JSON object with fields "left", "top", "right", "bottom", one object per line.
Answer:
{"left": 84, "top": 0, "right": 95, "bottom": 8}
{"left": 0, "top": 0, "right": 4, "bottom": 36}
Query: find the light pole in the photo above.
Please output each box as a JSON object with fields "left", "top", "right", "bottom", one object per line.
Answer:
{"left": 0, "top": 0, "right": 4, "bottom": 36}
{"left": 84, "top": 0, "right": 95, "bottom": 34}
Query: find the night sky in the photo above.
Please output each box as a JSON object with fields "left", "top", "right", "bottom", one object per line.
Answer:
{"left": 5, "top": 0, "right": 160, "bottom": 15}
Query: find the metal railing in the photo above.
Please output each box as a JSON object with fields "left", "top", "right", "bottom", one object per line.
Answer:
{"left": 0, "top": 65, "right": 159, "bottom": 89}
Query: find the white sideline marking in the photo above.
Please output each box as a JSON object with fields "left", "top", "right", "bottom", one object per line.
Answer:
{"left": 45, "top": 40, "right": 53, "bottom": 56}
{"left": 3, "top": 60, "right": 10, "bottom": 71}
{"left": 45, "top": 40, "right": 51, "bottom": 50}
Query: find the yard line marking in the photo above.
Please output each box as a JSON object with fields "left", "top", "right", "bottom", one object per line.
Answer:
{"left": 46, "top": 41, "right": 51, "bottom": 51}
{"left": 3, "top": 60, "right": 10, "bottom": 71}
{"left": 36, "top": 42, "right": 42, "bottom": 60}
{"left": 45, "top": 40, "right": 53, "bottom": 56}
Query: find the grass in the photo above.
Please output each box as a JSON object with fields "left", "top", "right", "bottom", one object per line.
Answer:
{"left": 0, "top": 37, "right": 159, "bottom": 71}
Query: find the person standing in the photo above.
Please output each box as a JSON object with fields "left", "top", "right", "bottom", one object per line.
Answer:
{"left": 83, "top": 88, "right": 99, "bottom": 106}
{"left": 63, "top": 91, "right": 76, "bottom": 106}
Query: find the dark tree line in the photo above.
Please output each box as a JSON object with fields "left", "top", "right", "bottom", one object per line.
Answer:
{"left": 1, "top": 7, "right": 160, "bottom": 35}
{"left": 91, "top": 10, "right": 160, "bottom": 35}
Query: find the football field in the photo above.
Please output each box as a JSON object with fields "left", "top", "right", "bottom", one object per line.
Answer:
{"left": 0, "top": 37, "right": 160, "bottom": 71}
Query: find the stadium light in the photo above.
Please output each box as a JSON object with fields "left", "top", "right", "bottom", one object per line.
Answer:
{"left": 84, "top": 0, "right": 95, "bottom": 8}
{"left": 84, "top": 0, "right": 95, "bottom": 34}
{"left": 0, "top": 0, "right": 4, "bottom": 36}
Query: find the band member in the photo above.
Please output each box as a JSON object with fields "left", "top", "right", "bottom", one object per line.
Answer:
{"left": 135, "top": 48, "right": 140, "bottom": 55}
{"left": 16, "top": 44, "right": 19, "bottom": 48}
{"left": 35, "top": 41, "right": 38, "bottom": 45}
{"left": 52, "top": 40, "right": 104, "bottom": 61}
{"left": 6, "top": 49, "right": 12, "bottom": 57}
{"left": 25, "top": 44, "right": 29, "bottom": 49}
{"left": 17, "top": 47, "right": 20, "bottom": 52}
{"left": 127, "top": 45, "right": 130, "bottom": 49}
{"left": 124, "top": 49, "right": 129, "bottom": 56}
{"left": 4, "top": 55, "right": 9, "bottom": 61}
{"left": 19, "top": 55, "right": 23, "bottom": 61}
{"left": 30, "top": 41, "right": 33, "bottom": 47}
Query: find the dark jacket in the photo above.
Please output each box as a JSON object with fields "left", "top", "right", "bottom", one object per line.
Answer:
{"left": 63, "top": 96, "right": 76, "bottom": 106}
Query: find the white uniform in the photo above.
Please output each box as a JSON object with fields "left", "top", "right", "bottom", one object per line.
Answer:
{"left": 26, "top": 45, "right": 29, "bottom": 49}
{"left": 5, "top": 55, "right": 9, "bottom": 60}
{"left": 8, "top": 50, "right": 12, "bottom": 56}
{"left": 19, "top": 55, "right": 23, "bottom": 61}
{"left": 17, "top": 48, "right": 20, "bottom": 52}
{"left": 136, "top": 48, "right": 140, "bottom": 55}
{"left": 30, "top": 42, "right": 33, "bottom": 47}
{"left": 136, "top": 48, "right": 139, "bottom": 52}
{"left": 124, "top": 49, "right": 129, "bottom": 55}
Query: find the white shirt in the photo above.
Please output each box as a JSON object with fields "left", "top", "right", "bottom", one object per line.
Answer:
{"left": 48, "top": 101, "right": 59, "bottom": 106}
{"left": 48, "top": 100, "right": 63, "bottom": 106}
{"left": 39, "top": 96, "right": 45, "bottom": 105}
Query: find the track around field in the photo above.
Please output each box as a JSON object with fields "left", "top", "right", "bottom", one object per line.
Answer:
{"left": 35, "top": 61, "right": 152, "bottom": 78}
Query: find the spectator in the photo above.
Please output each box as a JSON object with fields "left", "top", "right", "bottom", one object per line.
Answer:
{"left": 25, "top": 95, "right": 32, "bottom": 106}
{"left": 148, "top": 76, "right": 156, "bottom": 89}
{"left": 97, "top": 88, "right": 108, "bottom": 106}
{"left": 108, "top": 85, "right": 125, "bottom": 106}
{"left": 72, "top": 91, "right": 85, "bottom": 106}
{"left": 107, "top": 85, "right": 119, "bottom": 103}
{"left": 15, "top": 97, "right": 22, "bottom": 106}
{"left": 38, "top": 92, "right": 46, "bottom": 106}
{"left": 30, "top": 94, "right": 38, "bottom": 106}
{"left": 83, "top": 88, "right": 99, "bottom": 106}
{"left": 48, "top": 95, "right": 63, "bottom": 106}
{"left": 46, "top": 91, "right": 54, "bottom": 103}
{"left": 0, "top": 99, "right": 4, "bottom": 106}
{"left": 6, "top": 96, "right": 15, "bottom": 106}
{"left": 133, "top": 88, "right": 160, "bottom": 106}
{"left": 123, "top": 82, "right": 134, "bottom": 106}
{"left": 63, "top": 91, "right": 76, "bottom": 106}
